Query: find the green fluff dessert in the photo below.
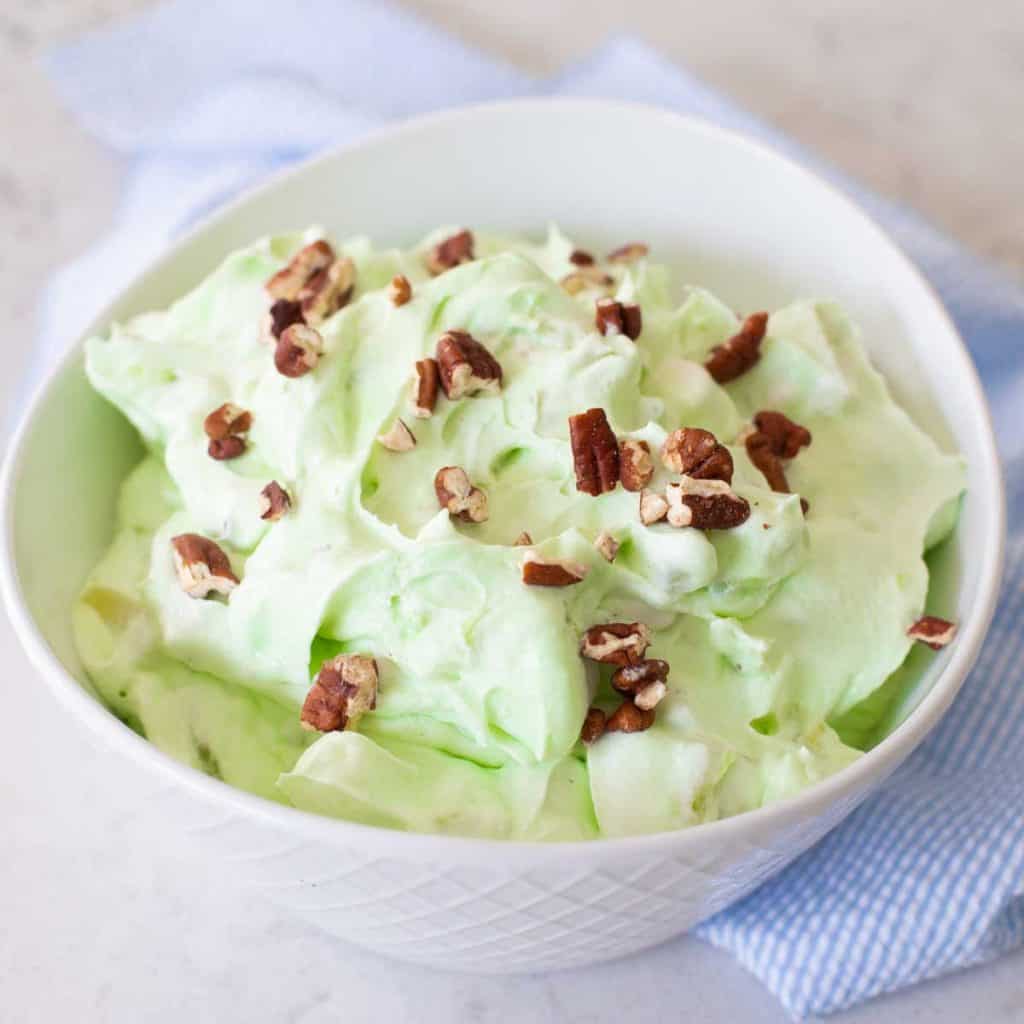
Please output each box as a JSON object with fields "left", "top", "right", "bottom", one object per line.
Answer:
{"left": 73, "top": 226, "right": 965, "bottom": 839}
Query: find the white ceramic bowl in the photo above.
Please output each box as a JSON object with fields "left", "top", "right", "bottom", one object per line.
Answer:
{"left": 2, "top": 100, "right": 1004, "bottom": 973}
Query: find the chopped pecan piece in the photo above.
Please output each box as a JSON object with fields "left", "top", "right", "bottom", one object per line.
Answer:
{"left": 569, "top": 249, "right": 595, "bottom": 266}
{"left": 301, "top": 654, "right": 379, "bottom": 733}
{"left": 203, "top": 403, "right": 252, "bottom": 442}
{"left": 521, "top": 552, "right": 588, "bottom": 587}
{"left": 259, "top": 481, "right": 291, "bottom": 521}
{"left": 265, "top": 239, "right": 334, "bottom": 300}
{"left": 274, "top": 324, "right": 323, "bottom": 378}
{"left": 514, "top": 531, "right": 533, "bottom": 547}
{"left": 434, "top": 466, "right": 489, "bottom": 523}
{"left": 436, "top": 330, "right": 503, "bottom": 399}
{"left": 621, "top": 304, "right": 643, "bottom": 340}
{"left": 705, "top": 311, "right": 769, "bottom": 383}
{"left": 606, "top": 699, "right": 656, "bottom": 733}
{"left": 580, "top": 622, "right": 650, "bottom": 666}
{"left": 907, "top": 616, "right": 957, "bottom": 650}
{"left": 744, "top": 412, "right": 811, "bottom": 497}
{"left": 569, "top": 408, "right": 620, "bottom": 496}
{"left": 611, "top": 659, "right": 669, "bottom": 695}
{"left": 639, "top": 489, "right": 669, "bottom": 525}
{"left": 619, "top": 439, "right": 654, "bottom": 492}
{"left": 753, "top": 411, "right": 812, "bottom": 458}
{"left": 208, "top": 436, "right": 247, "bottom": 461}
{"left": 745, "top": 433, "right": 789, "bottom": 493}
{"left": 425, "top": 229, "right": 474, "bottom": 275}
{"left": 376, "top": 418, "right": 416, "bottom": 452}
{"left": 580, "top": 707, "right": 607, "bottom": 744}
{"left": 594, "top": 530, "right": 619, "bottom": 562}
{"left": 171, "top": 534, "right": 238, "bottom": 599}
{"left": 412, "top": 358, "right": 440, "bottom": 418}
{"left": 607, "top": 242, "right": 649, "bottom": 264}
{"left": 595, "top": 298, "right": 642, "bottom": 340}
{"left": 561, "top": 266, "right": 614, "bottom": 295}
{"left": 634, "top": 680, "right": 668, "bottom": 711}
{"left": 389, "top": 274, "right": 412, "bottom": 306}
{"left": 661, "top": 427, "right": 733, "bottom": 482}
{"left": 298, "top": 256, "right": 355, "bottom": 325}
{"left": 262, "top": 298, "right": 305, "bottom": 343}
{"left": 666, "top": 477, "right": 751, "bottom": 530}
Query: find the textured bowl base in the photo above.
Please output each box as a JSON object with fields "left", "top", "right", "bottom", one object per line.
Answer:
{"left": 178, "top": 799, "right": 856, "bottom": 974}
{"left": 289, "top": 916, "right": 694, "bottom": 975}
{"left": 246, "top": 850, "right": 769, "bottom": 974}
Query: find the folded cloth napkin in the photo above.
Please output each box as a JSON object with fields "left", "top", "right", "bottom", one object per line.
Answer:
{"left": 40, "top": 1, "right": 1024, "bottom": 1017}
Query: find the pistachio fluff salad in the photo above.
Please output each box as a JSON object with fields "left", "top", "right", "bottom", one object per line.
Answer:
{"left": 73, "top": 226, "right": 964, "bottom": 839}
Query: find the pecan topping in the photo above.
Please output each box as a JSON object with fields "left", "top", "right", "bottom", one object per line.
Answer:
{"left": 611, "top": 661, "right": 670, "bottom": 718}
{"left": 171, "top": 534, "right": 238, "bottom": 599}
{"left": 639, "top": 489, "right": 669, "bottom": 525}
{"left": 907, "top": 616, "right": 957, "bottom": 650}
{"left": 389, "top": 274, "right": 412, "bottom": 306}
{"left": 301, "top": 654, "right": 379, "bottom": 733}
{"left": 376, "top": 418, "right": 416, "bottom": 452}
{"left": 661, "top": 427, "right": 733, "bottom": 482}
{"left": 606, "top": 699, "right": 655, "bottom": 734}
{"left": 619, "top": 439, "right": 654, "bottom": 492}
{"left": 274, "top": 324, "right": 323, "bottom": 378}
{"left": 265, "top": 239, "right": 335, "bottom": 300}
{"left": 666, "top": 477, "right": 751, "bottom": 530}
{"left": 580, "top": 707, "right": 607, "bottom": 744}
{"left": 594, "top": 530, "right": 619, "bottom": 562}
{"left": 259, "top": 481, "right": 291, "bottom": 521}
{"left": 621, "top": 305, "right": 643, "bottom": 341}
{"left": 436, "top": 330, "right": 503, "bottom": 399}
{"left": 705, "top": 311, "right": 769, "bottom": 383}
{"left": 595, "top": 297, "right": 642, "bottom": 340}
{"left": 569, "top": 408, "right": 620, "bottom": 496}
{"left": 753, "top": 411, "right": 812, "bottom": 458}
{"left": 412, "top": 358, "right": 440, "bottom": 418}
{"left": 569, "top": 249, "right": 595, "bottom": 266}
{"left": 611, "top": 659, "right": 669, "bottom": 695}
{"left": 745, "top": 432, "right": 790, "bottom": 493}
{"left": 745, "top": 411, "right": 811, "bottom": 497}
{"left": 607, "top": 242, "right": 649, "bottom": 264}
{"left": 203, "top": 403, "right": 252, "bottom": 442}
{"left": 561, "top": 266, "right": 614, "bottom": 295}
{"left": 634, "top": 680, "right": 668, "bottom": 711}
{"left": 434, "top": 466, "right": 489, "bottom": 523}
{"left": 521, "top": 552, "right": 588, "bottom": 587}
{"left": 262, "top": 298, "right": 305, "bottom": 342}
{"left": 208, "top": 436, "right": 247, "bottom": 461}
{"left": 425, "top": 229, "right": 474, "bottom": 275}
{"left": 298, "top": 256, "right": 355, "bottom": 325}
{"left": 580, "top": 622, "right": 650, "bottom": 666}
{"left": 514, "top": 531, "right": 534, "bottom": 547}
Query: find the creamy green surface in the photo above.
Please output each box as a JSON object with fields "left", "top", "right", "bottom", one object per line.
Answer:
{"left": 73, "top": 226, "right": 965, "bottom": 839}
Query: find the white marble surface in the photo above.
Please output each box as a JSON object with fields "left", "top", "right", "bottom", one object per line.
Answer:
{"left": 3, "top": 1, "right": 1024, "bottom": 1021}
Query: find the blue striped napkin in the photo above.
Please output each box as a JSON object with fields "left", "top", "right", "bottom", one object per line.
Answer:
{"left": 42, "top": 2, "right": 1023, "bottom": 1016}
{"left": 698, "top": 459, "right": 1024, "bottom": 1014}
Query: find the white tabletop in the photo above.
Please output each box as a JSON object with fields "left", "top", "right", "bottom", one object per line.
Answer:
{"left": 3, "top": 2, "right": 1023, "bottom": 1020}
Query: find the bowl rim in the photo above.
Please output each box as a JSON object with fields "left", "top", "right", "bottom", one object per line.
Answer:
{"left": 1, "top": 97, "right": 1006, "bottom": 861}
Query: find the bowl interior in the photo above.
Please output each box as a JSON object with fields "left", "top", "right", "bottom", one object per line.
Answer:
{"left": 6, "top": 100, "right": 998, "bottom": 786}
